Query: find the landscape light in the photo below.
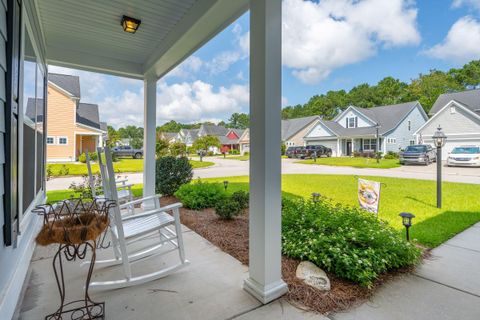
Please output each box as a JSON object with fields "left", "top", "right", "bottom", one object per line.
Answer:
{"left": 311, "top": 192, "right": 321, "bottom": 203}
{"left": 223, "top": 180, "right": 229, "bottom": 191}
{"left": 399, "top": 212, "right": 415, "bottom": 241}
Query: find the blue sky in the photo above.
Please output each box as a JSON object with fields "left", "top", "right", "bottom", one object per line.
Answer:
{"left": 49, "top": 0, "right": 480, "bottom": 128}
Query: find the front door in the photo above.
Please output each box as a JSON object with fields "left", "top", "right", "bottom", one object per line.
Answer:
{"left": 346, "top": 141, "right": 352, "bottom": 156}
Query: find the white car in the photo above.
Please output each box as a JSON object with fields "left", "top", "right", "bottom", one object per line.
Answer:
{"left": 447, "top": 146, "right": 480, "bottom": 167}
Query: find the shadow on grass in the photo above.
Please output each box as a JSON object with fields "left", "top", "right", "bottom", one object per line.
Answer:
{"left": 405, "top": 196, "right": 437, "bottom": 209}
{"left": 223, "top": 182, "right": 302, "bottom": 200}
{"left": 410, "top": 210, "right": 480, "bottom": 248}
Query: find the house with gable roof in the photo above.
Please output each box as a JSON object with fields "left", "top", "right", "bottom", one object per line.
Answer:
{"left": 415, "top": 89, "right": 480, "bottom": 158}
{"left": 26, "top": 73, "right": 107, "bottom": 162}
{"left": 304, "top": 101, "right": 428, "bottom": 156}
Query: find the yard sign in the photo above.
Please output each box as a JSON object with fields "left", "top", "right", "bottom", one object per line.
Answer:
{"left": 358, "top": 178, "right": 381, "bottom": 215}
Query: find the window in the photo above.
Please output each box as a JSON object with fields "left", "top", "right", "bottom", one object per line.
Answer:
{"left": 58, "top": 137, "right": 68, "bottom": 145}
{"left": 410, "top": 140, "right": 415, "bottom": 146}
{"left": 46, "top": 137, "right": 54, "bottom": 145}
{"left": 450, "top": 106, "right": 456, "bottom": 114}
{"left": 363, "top": 139, "right": 377, "bottom": 151}
{"left": 408, "top": 120, "right": 411, "bottom": 131}
{"left": 387, "top": 138, "right": 396, "bottom": 144}
{"left": 346, "top": 117, "right": 357, "bottom": 128}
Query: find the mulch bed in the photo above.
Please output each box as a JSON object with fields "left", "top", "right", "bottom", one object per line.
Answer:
{"left": 161, "top": 196, "right": 424, "bottom": 315}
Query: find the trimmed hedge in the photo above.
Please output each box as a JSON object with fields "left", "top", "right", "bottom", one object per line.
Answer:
{"left": 175, "top": 181, "right": 225, "bottom": 210}
{"left": 155, "top": 156, "right": 193, "bottom": 196}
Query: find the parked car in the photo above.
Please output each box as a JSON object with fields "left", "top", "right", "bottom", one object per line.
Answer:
{"left": 304, "top": 145, "right": 333, "bottom": 158}
{"left": 399, "top": 145, "right": 436, "bottom": 165}
{"left": 447, "top": 146, "right": 480, "bottom": 167}
{"left": 285, "top": 146, "right": 305, "bottom": 159}
{"left": 112, "top": 145, "right": 143, "bottom": 159}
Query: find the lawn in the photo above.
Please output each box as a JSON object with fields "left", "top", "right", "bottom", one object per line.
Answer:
{"left": 296, "top": 157, "right": 401, "bottom": 169}
{"left": 46, "top": 174, "right": 480, "bottom": 247}
{"left": 47, "top": 158, "right": 214, "bottom": 177}
{"left": 217, "top": 155, "right": 249, "bottom": 161}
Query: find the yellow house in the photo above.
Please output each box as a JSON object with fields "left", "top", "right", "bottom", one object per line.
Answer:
{"left": 27, "top": 73, "right": 107, "bottom": 162}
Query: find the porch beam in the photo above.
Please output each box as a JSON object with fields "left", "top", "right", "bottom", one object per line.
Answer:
{"left": 143, "top": 77, "right": 157, "bottom": 205}
{"left": 244, "top": 0, "right": 287, "bottom": 304}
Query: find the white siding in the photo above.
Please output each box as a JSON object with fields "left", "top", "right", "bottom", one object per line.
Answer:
{"left": 337, "top": 109, "right": 374, "bottom": 128}
{"left": 305, "top": 122, "right": 335, "bottom": 138}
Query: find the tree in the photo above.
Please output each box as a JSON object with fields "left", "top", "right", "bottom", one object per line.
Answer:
{"left": 156, "top": 137, "right": 169, "bottom": 158}
{"left": 130, "top": 137, "right": 143, "bottom": 149}
{"left": 169, "top": 142, "right": 187, "bottom": 157}
{"left": 118, "top": 125, "right": 143, "bottom": 139}
{"left": 106, "top": 125, "right": 119, "bottom": 147}
{"left": 448, "top": 60, "right": 480, "bottom": 88}
{"left": 227, "top": 113, "right": 250, "bottom": 129}
{"left": 192, "top": 136, "right": 221, "bottom": 161}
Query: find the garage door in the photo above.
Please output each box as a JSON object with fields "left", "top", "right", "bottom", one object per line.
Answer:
{"left": 307, "top": 139, "right": 338, "bottom": 156}
{"left": 425, "top": 139, "right": 480, "bottom": 158}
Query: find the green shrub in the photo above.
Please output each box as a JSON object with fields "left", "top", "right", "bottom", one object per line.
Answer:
{"left": 229, "top": 149, "right": 240, "bottom": 155}
{"left": 78, "top": 152, "right": 98, "bottom": 163}
{"left": 384, "top": 151, "right": 399, "bottom": 159}
{"left": 58, "top": 165, "right": 70, "bottom": 176}
{"left": 282, "top": 198, "right": 421, "bottom": 287}
{"left": 155, "top": 156, "right": 193, "bottom": 196}
{"left": 244, "top": 152, "right": 250, "bottom": 156}
{"left": 231, "top": 190, "right": 249, "bottom": 210}
{"left": 78, "top": 153, "right": 87, "bottom": 163}
{"left": 214, "top": 197, "right": 242, "bottom": 219}
{"left": 206, "top": 151, "right": 214, "bottom": 156}
{"left": 175, "top": 180, "right": 225, "bottom": 210}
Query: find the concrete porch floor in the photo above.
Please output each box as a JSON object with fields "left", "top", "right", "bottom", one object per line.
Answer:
{"left": 16, "top": 225, "right": 328, "bottom": 320}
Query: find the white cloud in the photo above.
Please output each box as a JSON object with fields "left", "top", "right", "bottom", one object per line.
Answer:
{"left": 156, "top": 80, "right": 249, "bottom": 123}
{"left": 205, "top": 51, "right": 242, "bottom": 74}
{"left": 282, "top": 0, "right": 420, "bottom": 84}
{"left": 165, "top": 55, "right": 204, "bottom": 79}
{"left": 452, "top": 0, "right": 480, "bottom": 11}
{"left": 424, "top": 16, "right": 480, "bottom": 63}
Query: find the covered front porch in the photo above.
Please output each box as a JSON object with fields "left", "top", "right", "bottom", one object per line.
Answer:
{"left": 75, "top": 133, "right": 103, "bottom": 159}
{"left": 1, "top": 0, "right": 287, "bottom": 318}
{"left": 340, "top": 136, "right": 384, "bottom": 156}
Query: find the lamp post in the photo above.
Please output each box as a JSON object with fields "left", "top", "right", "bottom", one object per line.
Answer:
{"left": 375, "top": 123, "right": 381, "bottom": 164}
{"left": 399, "top": 212, "right": 415, "bottom": 241}
{"left": 311, "top": 192, "right": 321, "bottom": 203}
{"left": 432, "top": 126, "right": 447, "bottom": 208}
{"left": 223, "top": 180, "right": 229, "bottom": 191}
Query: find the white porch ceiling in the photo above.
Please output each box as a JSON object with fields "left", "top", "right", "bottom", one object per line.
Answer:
{"left": 35, "top": 0, "right": 249, "bottom": 79}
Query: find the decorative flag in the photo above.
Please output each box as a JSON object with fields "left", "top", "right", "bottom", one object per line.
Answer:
{"left": 358, "top": 178, "right": 381, "bottom": 215}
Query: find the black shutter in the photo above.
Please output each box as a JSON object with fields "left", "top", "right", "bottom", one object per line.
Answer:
{"left": 4, "top": 0, "right": 22, "bottom": 246}
{"left": 345, "top": 118, "right": 348, "bottom": 128}
{"left": 355, "top": 117, "right": 358, "bottom": 128}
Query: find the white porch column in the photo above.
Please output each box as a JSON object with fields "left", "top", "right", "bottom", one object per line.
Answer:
{"left": 143, "top": 77, "right": 157, "bottom": 205}
{"left": 244, "top": 0, "right": 288, "bottom": 304}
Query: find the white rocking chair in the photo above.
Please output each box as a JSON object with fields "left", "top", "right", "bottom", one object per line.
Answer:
{"left": 86, "top": 151, "right": 134, "bottom": 215}
{"left": 85, "top": 146, "right": 189, "bottom": 290}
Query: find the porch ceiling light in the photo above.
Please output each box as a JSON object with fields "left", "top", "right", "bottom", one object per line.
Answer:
{"left": 121, "top": 15, "right": 141, "bottom": 33}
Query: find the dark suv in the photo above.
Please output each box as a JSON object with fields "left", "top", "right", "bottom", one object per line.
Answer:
{"left": 399, "top": 145, "right": 436, "bottom": 165}
{"left": 285, "top": 146, "right": 306, "bottom": 158}
{"left": 304, "top": 145, "right": 333, "bottom": 158}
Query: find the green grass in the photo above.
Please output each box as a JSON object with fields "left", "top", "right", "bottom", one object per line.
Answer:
{"left": 47, "top": 159, "right": 213, "bottom": 176}
{"left": 296, "top": 157, "right": 401, "bottom": 169}
{"left": 46, "top": 174, "right": 480, "bottom": 247}
{"left": 217, "top": 155, "right": 249, "bottom": 161}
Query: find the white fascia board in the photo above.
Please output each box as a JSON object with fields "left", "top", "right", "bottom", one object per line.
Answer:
{"left": 144, "top": 0, "right": 249, "bottom": 79}
{"left": 303, "top": 119, "right": 338, "bottom": 138}
{"left": 48, "top": 81, "right": 76, "bottom": 99}
{"left": 75, "top": 123, "right": 105, "bottom": 134}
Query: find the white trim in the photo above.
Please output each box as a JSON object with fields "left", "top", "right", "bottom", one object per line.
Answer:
{"left": 75, "top": 122, "right": 105, "bottom": 133}
{"left": 46, "top": 136, "right": 54, "bottom": 144}
{"left": 283, "top": 116, "right": 320, "bottom": 141}
{"left": 303, "top": 119, "right": 338, "bottom": 138}
{"left": 414, "top": 100, "right": 480, "bottom": 135}
{"left": 57, "top": 136, "right": 68, "bottom": 145}
{"left": 47, "top": 81, "right": 76, "bottom": 98}
{"left": 333, "top": 105, "right": 377, "bottom": 125}
{"left": 382, "top": 102, "right": 428, "bottom": 136}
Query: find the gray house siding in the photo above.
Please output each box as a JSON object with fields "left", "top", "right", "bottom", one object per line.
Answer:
{"left": 385, "top": 105, "right": 427, "bottom": 152}
{"left": 419, "top": 104, "right": 480, "bottom": 136}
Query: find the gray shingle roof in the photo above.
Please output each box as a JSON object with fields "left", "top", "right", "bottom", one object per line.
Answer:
{"left": 200, "top": 124, "right": 228, "bottom": 136}
{"left": 282, "top": 115, "right": 319, "bottom": 140}
{"left": 429, "top": 89, "right": 480, "bottom": 115}
{"left": 49, "top": 73, "right": 81, "bottom": 98}
{"left": 100, "top": 122, "right": 108, "bottom": 132}
{"left": 229, "top": 128, "right": 245, "bottom": 138}
{"left": 219, "top": 136, "right": 238, "bottom": 144}
{"left": 77, "top": 103, "right": 101, "bottom": 129}
{"left": 25, "top": 98, "right": 44, "bottom": 122}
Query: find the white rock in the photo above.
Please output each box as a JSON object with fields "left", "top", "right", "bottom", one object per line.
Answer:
{"left": 296, "top": 261, "right": 331, "bottom": 291}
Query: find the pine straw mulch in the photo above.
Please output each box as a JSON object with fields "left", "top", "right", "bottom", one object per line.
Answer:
{"left": 161, "top": 196, "right": 427, "bottom": 315}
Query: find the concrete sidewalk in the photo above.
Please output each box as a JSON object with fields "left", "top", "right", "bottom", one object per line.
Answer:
{"left": 332, "top": 223, "right": 480, "bottom": 320}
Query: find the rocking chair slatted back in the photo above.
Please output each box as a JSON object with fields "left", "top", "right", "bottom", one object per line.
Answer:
{"left": 86, "top": 152, "right": 97, "bottom": 198}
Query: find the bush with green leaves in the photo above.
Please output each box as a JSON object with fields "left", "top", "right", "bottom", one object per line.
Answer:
{"left": 214, "top": 197, "right": 242, "bottom": 219}
{"left": 78, "top": 152, "right": 98, "bottom": 163}
{"left": 282, "top": 198, "right": 421, "bottom": 287}
{"left": 155, "top": 156, "right": 193, "bottom": 196}
{"left": 174, "top": 180, "right": 225, "bottom": 210}
{"left": 384, "top": 151, "right": 399, "bottom": 159}
{"left": 231, "top": 190, "right": 249, "bottom": 210}
{"left": 229, "top": 149, "right": 240, "bottom": 155}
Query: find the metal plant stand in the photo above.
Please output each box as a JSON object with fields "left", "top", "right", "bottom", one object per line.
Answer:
{"left": 34, "top": 198, "right": 116, "bottom": 320}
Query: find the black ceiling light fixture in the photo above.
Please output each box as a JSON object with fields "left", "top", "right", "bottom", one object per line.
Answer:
{"left": 121, "top": 15, "right": 141, "bottom": 33}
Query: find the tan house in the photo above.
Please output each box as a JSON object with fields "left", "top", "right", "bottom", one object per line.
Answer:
{"left": 239, "top": 116, "right": 319, "bottom": 155}
{"left": 27, "top": 73, "right": 107, "bottom": 162}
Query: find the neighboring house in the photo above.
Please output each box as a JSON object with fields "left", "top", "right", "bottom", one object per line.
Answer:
{"left": 415, "top": 89, "right": 480, "bottom": 158}
{"left": 238, "top": 115, "right": 319, "bottom": 155}
{"left": 158, "top": 131, "right": 178, "bottom": 144}
{"left": 178, "top": 128, "right": 200, "bottom": 147}
{"left": 304, "top": 102, "right": 428, "bottom": 156}
{"left": 177, "top": 124, "right": 243, "bottom": 153}
{"left": 27, "top": 73, "right": 106, "bottom": 162}
{"left": 220, "top": 128, "right": 244, "bottom": 153}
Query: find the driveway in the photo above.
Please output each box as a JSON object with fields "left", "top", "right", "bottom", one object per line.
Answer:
{"left": 46, "top": 157, "right": 480, "bottom": 191}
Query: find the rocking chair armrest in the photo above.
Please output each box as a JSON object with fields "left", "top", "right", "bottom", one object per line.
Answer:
{"left": 116, "top": 183, "right": 134, "bottom": 190}
{"left": 119, "top": 194, "right": 162, "bottom": 208}
{"left": 121, "top": 203, "right": 183, "bottom": 221}
{"left": 116, "top": 179, "right": 128, "bottom": 185}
